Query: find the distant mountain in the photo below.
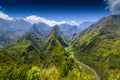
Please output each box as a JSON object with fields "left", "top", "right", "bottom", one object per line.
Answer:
{"left": 19, "top": 23, "right": 50, "bottom": 42}
{"left": 37, "top": 22, "right": 52, "bottom": 32}
{"left": 71, "top": 15, "right": 120, "bottom": 80}
{"left": 77, "top": 22, "right": 95, "bottom": 32}
{"left": 0, "top": 18, "right": 32, "bottom": 49}
{"left": 59, "top": 23, "right": 78, "bottom": 42}
{"left": 31, "top": 22, "right": 79, "bottom": 42}
{"left": 58, "top": 22, "right": 95, "bottom": 42}
{"left": 0, "top": 18, "right": 31, "bottom": 34}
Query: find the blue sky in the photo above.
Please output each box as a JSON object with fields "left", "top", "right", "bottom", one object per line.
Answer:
{"left": 0, "top": 0, "right": 113, "bottom": 25}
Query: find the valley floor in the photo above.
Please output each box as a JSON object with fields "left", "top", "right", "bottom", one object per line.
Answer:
{"left": 65, "top": 47, "right": 101, "bottom": 80}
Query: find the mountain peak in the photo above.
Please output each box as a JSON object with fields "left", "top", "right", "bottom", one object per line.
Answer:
{"left": 52, "top": 25, "right": 60, "bottom": 32}
{"left": 54, "top": 25, "right": 59, "bottom": 29}
{"left": 46, "top": 25, "right": 68, "bottom": 47}
{"left": 50, "top": 25, "right": 62, "bottom": 36}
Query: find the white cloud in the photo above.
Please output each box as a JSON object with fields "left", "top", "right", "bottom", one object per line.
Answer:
{"left": 0, "top": 12, "right": 79, "bottom": 26}
{"left": 104, "top": 0, "right": 120, "bottom": 14}
{"left": 0, "top": 11, "right": 79, "bottom": 26}
{"left": 24, "top": 15, "right": 67, "bottom": 26}
{"left": 24, "top": 15, "right": 79, "bottom": 26}
{"left": 0, "top": 11, "right": 14, "bottom": 20}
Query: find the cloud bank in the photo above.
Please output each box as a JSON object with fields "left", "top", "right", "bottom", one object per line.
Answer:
{"left": 104, "top": 0, "right": 120, "bottom": 14}
{"left": 24, "top": 15, "right": 78, "bottom": 26}
{"left": 24, "top": 15, "right": 67, "bottom": 26}
{"left": 0, "top": 12, "right": 79, "bottom": 26}
{"left": 0, "top": 12, "right": 14, "bottom": 20}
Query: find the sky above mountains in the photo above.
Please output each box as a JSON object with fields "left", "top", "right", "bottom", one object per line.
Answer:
{"left": 0, "top": 0, "right": 119, "bottom": 26}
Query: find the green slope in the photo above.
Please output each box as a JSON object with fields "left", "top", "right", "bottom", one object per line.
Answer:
{"left": 71, "top": 15, "right": 120, "bottom": 80}
{"left": 44, "top": 25, "right": 70, "bottom": 67}
{"left": 7, "top": 24, "right": 46, "bottom": 64}
{"left": 43, "top": 25, "right": 97, "bottom": 80}
{"left": 0, "top": 25, "right": 99, "bottom": 80}
{"left": 45, "top": 25, "right": 68, "bottom": 47}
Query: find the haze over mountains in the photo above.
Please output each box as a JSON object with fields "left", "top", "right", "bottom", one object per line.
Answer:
{"left": 0, "top": 16, "right": 94, "bottom": 49}
{"left": 0, "top": 18, "right": 32, "bottom": 48}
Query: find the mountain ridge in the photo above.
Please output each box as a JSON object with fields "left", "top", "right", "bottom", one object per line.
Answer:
{"left": 71, "top": 15, "right": 120, "bottom": 80}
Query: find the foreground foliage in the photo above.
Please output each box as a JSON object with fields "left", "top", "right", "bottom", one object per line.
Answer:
{"left": 0, "top": 51, "right": 97, "bottom": 80}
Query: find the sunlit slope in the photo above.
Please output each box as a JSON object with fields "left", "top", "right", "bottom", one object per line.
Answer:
{"left": 71, "top": 15, "right": 120, "bottom": 80}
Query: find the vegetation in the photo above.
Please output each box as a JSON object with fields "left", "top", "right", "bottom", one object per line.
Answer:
{"left": 0, "top": 51, "right": 97, "bottom": 80}
{"left": 1, "top": 15, "right": 120, "bottom": 80}
{"left": 0, "top": 25, "right": 97, "bottom": 80}
{"left": 71, "top": 15, "right": 120, "bottom": 80}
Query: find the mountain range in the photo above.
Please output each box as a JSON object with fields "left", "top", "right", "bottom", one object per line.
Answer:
{"left": 0, "top": 18, "right": 93, "bottom": 49}
{"left": 0, "top": 22, "right": 97, "bottom": 79}
{"left": 0, "top": 15, "right": 120, "bottom": 80}
{"left": 0, "top": 18, "right": 32, "bottom": 48}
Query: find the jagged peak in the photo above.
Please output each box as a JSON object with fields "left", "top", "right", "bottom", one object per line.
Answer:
{"left": 52, "top": 25, "right": 61, "bottom": 32}
{"left": 49, "top": 25, "right": 62, "bottom": 37}
{"left": 46, "top": 25, "right": 68, "bottom": 47}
